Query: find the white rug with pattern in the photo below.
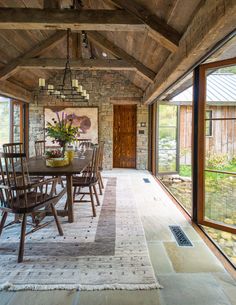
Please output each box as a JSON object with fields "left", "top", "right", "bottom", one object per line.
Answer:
{"left": 0, "top": 176, "right": 161, "bottom": 291}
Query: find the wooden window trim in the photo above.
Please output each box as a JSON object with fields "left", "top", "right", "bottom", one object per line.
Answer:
{"left": 196, "top": 57, "right": 236, "bottom": 235}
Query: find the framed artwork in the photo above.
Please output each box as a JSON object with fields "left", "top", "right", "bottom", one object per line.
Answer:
{"left": 44, "top": 106, "right": 98, "bottom": 145}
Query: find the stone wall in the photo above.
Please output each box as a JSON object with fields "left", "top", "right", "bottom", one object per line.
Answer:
{"left": 29, "top": 71, "right": 149, "bottom": 170}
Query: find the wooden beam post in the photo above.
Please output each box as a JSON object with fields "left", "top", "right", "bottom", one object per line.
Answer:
{"left": 87, "top": 31, "right": 155, "bottom": 82}
{"left": 0, "top": 8, "right": 145, "bottom": 31}
{"left": 18, "top": 58, "right": 137, "bottom": 71}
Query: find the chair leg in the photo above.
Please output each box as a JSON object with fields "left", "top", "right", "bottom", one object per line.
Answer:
{"left": 18, "top": 214, "right": 27, "bottom": 263}
{"left": 99, "top": 172, "right": 104, "bottom": 189}
{"left": 0, "top": 212, "right": 8, "bottom": 236}
{"left": 98, "top": 177, "right": 103, "bottom": 195}
{"left": 93, "top": 185, "right": 100, "bottom": 206}
{"left": 50, "top": 203, "right": 63, "bottom": 236}
{"left": 89, "top": 186, "right": 96, "bottom": 217}
{"left": 73, "top": 186, "right": 77, "bottom": 202}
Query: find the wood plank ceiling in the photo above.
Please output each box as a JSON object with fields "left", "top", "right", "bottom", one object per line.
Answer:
{"left": 0, "top": 0, "right": 223, "bottom": 100}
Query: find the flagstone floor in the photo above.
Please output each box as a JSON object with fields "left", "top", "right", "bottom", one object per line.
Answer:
{"left": 0, "top": 169, "right": 235, "bottom": 305}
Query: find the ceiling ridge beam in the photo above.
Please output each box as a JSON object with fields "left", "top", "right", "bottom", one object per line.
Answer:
{"left": 0, "top": 31, "right": 66, "bottom": 81}
{"left": 106, "top": 0, "right": 181, "bottom": 52}
{"left": 18, "top": 58, "right": 137, "bottom": 71}
{"left": 87, "top": 31, "right": 155, "bottom": 82}
{"left": 0, "top": 8, "right": 145, "bottom": 31}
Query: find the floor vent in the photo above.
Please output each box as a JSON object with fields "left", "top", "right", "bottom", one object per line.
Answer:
{"left": 169, "top": 225, "right": 193, "bottom": 247}
{"left": 143, "top": 178, "right": 151, "bottom": 183}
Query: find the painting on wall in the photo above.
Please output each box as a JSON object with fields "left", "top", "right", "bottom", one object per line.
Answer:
{"left": 44, "top": 107, "right": 98, "bottom": 145}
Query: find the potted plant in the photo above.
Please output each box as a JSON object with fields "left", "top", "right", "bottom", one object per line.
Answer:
{"left": 45, "top": 112, "right": 79, "bottom": 157}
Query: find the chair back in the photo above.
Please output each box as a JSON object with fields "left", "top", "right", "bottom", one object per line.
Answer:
{"left": 79, "top": 140, "right": 93, "bottom": 150}
{"left": 84, "top": 146, "right": 100, "bottom": 182}
{"left": 3, "top": 142, "right": 24, "bottom": 154}
{"left": 35, "top": 140, "right": 46, "bottom": 157}
{"left": 0, "top": 152, "right": 30, "bottom": 210}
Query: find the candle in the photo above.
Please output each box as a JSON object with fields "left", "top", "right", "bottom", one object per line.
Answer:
{"left": 78, "top": 85, "right": 82, "bottom": 93}
{"left": 82, "top": 90, "right": 86, "bottom": 96}
{"left": 39, "top": 78, "right": 45, "bottom": 87}
{"left": 86, "top": 94, "right": 89, "bottom": 100}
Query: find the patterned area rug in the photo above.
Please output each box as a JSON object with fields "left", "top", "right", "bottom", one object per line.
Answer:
{"left": 0, "top": 177, "right": 161, "bottom": 291}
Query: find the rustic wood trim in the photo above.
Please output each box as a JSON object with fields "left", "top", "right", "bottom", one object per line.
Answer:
{"left": 143, "top": 0, "right": 236, "bottom": 104}
{"left": 151, "top": 102, "right": 157, "bottom": 175}
{"left": 201, "top": 57, "right": 236, "bottom": 70}
{"left": 0, "top": 8, "right": 145, "bottom": 31}
{"left": 197, "top": 57, "right": 236, "bottom": 234}
{"left": 0, "top": 31, "right": 66, "bottom": 80}
{"left": 110, "top": 97, "right": 141, "bottom": 105}
{"left": 18, "top": 58, "right": 137, "bottom": 71}
{"left": 87, "top": 31, "right": 155, "bottom": 82}
{"left": 107, "top": 0, "right": 180, "bottom": 52}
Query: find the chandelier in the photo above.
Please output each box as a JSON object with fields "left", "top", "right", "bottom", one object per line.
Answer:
{"left": 38, "top": 29, "right": 89, "bottom": 101}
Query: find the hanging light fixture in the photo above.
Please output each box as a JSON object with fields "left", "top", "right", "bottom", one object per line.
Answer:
{"left": 38, "top": 29, "right": 89, "bottom": 102}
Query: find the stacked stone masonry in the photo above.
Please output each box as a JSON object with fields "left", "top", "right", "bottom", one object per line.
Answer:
{"left": 29, "top": 71, "right": 148, "bottom": 170}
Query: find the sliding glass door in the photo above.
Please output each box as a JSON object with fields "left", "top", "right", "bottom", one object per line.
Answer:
{"left": 196, "top": 57, "right": 236, "bottom": 266}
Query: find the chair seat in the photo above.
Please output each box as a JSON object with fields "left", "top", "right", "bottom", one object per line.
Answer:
{"left": 72, "top": 176, "right": 98, "bottom": 187}
{"left": 5, "top": 192, "right": 53, "bottom": 214}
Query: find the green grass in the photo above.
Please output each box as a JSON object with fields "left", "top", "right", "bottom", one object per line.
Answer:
{"left": 179, "top": 163, "right": 236, "bottom": 179}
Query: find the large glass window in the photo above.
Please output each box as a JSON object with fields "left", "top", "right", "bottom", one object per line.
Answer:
{"left": 157, "top": 104, "right": 178, "bottom": 173}
{"left": 0, "top": 97, "right": 28, "bottom": 152}
{"left": 156, "top": 74, "right": 193, "bottom": 215}
{"left": 197, "top": 60, "right": 236, "bottom": 267}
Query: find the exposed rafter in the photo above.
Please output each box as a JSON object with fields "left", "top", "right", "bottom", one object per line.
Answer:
{"left": 18, "top": 58, "right": 137, "bottom": 71}
{"left": 106, "top": 0, "right": 180, "bottom": 52}
{"left": 87, "top": 31, "right": 155, "bottom": 82}
{"left": 0, "top": 8, "right": 145, "bottom": 31}
{"left": 0, "top": 31, "right": 66, "bottom": 81}
{"left": 143, "top": 0, "right": 236, "bottom": 104}
{"left": 0, "top": 80, "right": 31, "bottom": 102}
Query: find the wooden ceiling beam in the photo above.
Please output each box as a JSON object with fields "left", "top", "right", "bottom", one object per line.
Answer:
{"left": 0, "top": 31, "right": 66, "bottom": 81}
{"left": 107, "top": 0, "right": 181, "bottom": 52}
{"left": 87, "top": 31, "right": 155, "bottom": 82}
{"left": 18, "top": 58, "right": 137, "bottom": 71}
{"left": 0, "top": 8, "right": 145, "bottom": 31}
{"left": 0, "top": 80, "right": 32, "bottom": 102}
{"left": 143, "top": 0, "right": 236, "bottom": 104}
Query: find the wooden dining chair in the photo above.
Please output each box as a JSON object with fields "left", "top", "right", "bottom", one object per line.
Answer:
{"left": 35, "top": 140, "right": 46, "bottom": 158}
{"left": 72, "top": 146, "right": 100, "bottom": 217}
{"left": 3, "top": 142, "right": 24, "bottom": 154}
{"left": 0, "top": 152, "right": 64, "bottom": 263}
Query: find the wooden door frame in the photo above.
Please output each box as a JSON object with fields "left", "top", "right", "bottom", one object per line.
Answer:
{"left": 194, "top": 57, "right": 236, "bottom": 234}
{"left": 112, "top": 103, "right": 137, "bottom": 169}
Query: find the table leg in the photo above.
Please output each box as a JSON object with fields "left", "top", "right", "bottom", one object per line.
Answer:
{"left": 66, "top": 175, "right": 74, "bottom": 223}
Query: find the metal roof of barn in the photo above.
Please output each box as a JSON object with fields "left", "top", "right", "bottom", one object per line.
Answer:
{"left": 172, "top": 73, "right": 236, "bottom": 103}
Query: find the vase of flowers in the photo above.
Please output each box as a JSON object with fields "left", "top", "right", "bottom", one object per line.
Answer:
{"left": 45, "top": 112, "right": 79, "bottom": 158}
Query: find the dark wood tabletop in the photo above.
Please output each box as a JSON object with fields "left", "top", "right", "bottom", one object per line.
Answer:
{"left": 27, "top": 150, "right": 93, "bottom": 176}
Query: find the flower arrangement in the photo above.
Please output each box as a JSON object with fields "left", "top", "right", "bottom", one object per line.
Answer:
{"left": 45, "top": 112, "right": 79, "bottom": 156}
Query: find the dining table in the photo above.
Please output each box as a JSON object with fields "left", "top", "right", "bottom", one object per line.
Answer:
{"left": 27, "top": 150, "right": 93, "bottom": 223}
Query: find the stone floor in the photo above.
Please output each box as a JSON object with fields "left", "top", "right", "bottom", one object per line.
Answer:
{"left": 0, "top": 169, "right": 235, "bottom": 305}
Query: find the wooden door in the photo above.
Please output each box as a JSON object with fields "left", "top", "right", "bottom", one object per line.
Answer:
{"left": 113, "top": 104, "right": 136, "bottom": 168}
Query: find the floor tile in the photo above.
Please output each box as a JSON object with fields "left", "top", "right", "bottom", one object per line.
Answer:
{"left": 164, "top": 241, "right": 224, "bottom": 273}
{"left": 148, "top": 242, "right": 174, "bottom": 274}
{"left": 159, "top": 273, "right": 232, "bottom": 305}
{"left": 0, "top": 292, "right": 14, "bottom": 305}
{"left": 78, "top": 290, "right": 161, "bottom": 305}
{"left": 213, "top": 272, "right": 236, "bottom": 305}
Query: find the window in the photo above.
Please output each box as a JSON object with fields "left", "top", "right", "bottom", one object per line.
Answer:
{"left": 205, "top": 110, "right": 212, "bottom": 136}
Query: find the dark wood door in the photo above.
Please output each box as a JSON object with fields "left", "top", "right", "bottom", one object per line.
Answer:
{"left": 113, "top": 104, "right": 136, "bottom": 168}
